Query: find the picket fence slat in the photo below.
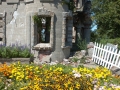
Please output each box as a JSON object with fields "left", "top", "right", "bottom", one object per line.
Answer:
{"left": 92, "top": 42, "right": 120, "bottom": 69}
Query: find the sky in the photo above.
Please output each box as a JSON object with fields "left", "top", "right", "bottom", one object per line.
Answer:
{"left": 91, "top": 25, "right": 97, "bottom": 31}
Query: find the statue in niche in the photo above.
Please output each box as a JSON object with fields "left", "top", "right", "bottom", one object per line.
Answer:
{"left": 41, "top": 18, "right": 46, "bottom": 26}
{"left": 36, "top": 16, "right": 50, "bottom": 43}
{"left": 41, "top": 17, "right": 46, "bottom": 42}
{"left": 41, "top": 28, "right": 45, "bottom": 42}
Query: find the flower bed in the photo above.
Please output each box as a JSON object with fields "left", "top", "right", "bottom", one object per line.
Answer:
{"left": 0, "top": 63, "right": 120, "bottom": 90}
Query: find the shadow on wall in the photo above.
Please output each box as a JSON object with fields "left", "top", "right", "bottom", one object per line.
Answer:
{"left": 53, "top": 15, "right": 57, "bottom": 52}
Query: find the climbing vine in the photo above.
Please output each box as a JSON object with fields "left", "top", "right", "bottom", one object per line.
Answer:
{"left": 61, "top": 0, "right": 75, "bottom": 12}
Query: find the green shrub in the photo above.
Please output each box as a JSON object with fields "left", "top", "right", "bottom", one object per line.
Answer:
{"left": 0, "top": 44, "right": 33, "bottom": 58}
{"left": 77, "top": 34, "right": 87, "bottom": 50}
{"left": 71, "top": 57, "right": 79, "bottom": 63}
{"left": 99, "top": 38, "right": 120, "bottom": 49}
{"left": 80, "top": 56, "right": 86, "bottom": 64}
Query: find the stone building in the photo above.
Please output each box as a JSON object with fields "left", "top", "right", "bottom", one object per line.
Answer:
{"left": 0, "top": 0, "right": 92, "bottom": 62}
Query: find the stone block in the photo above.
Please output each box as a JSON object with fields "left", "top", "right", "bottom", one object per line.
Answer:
{"left": 0, "top": 33, "right": 3, "bottom": 37}
{"left": 0, "top": 58, "right": 32, "bottom": 65}
{"left": 7, "top": 0, "right": 19, "bottom": 3}
{"left": 87, "top": 42, "right": 94, "bottom": 48}
{"left": 88, "top": 48, "right": 94, "bottom": 57}
{"left": 110, "top": 66, "right": 120, "bottom": 74}
{"left": 0, "top": 28, "right": 3, "bottom": 33}
{"left": 81, "top": 50, "right": 86, "bottom": 56}
{"left": 13, "top": 4, "right": 18, "bottom": 11}
{"left": 0, "top": 21, "right": 4, "bottom": 26}
{"left": 115, "top": 70, "right": 120, "bottom": 76}
{"left": 25, "top": 0, "right": 33, "bottom": 3}
{"left": 0, "top": 13, "right": 3, "bottom": 17}
{"left": 0, "top": 41, "right": 3, "bottom": 44}
{"left": 41, "top": 54, "right": 51, "bottom": 63}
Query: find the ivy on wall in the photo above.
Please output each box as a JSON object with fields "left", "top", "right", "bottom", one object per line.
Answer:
{"left": 61, "top": 0, "right": 75, "bottom": 12}
{"left": 33, "top": 15, "right": 42, "bottom": 42}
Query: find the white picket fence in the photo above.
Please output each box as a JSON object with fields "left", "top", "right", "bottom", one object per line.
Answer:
{"left": 92, "top": 42, "right": 120, "bottom": 69}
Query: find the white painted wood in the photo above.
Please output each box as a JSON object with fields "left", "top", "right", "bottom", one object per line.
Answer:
{"left": 92, "top": 42, "right": 120, "bottom": 69}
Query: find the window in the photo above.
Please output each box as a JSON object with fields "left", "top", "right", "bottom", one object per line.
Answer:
{"left": 32, "top": 8, "right": 54, "bottom": 50}
{"left": 36, "top": 16, "right": 51, "bottom": 43}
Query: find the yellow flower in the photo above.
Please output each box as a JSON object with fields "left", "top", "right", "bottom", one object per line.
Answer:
{"left": 64, "top": 83, "right": 68, "bottom": 88}
{"left": 69, "top": 86, "right": 74, "bottom": 90}
{"left": 76, "top": 83, "right": 80, "bottom": 89}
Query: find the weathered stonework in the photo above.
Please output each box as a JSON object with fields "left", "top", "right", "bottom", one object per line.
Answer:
{"left": 0, "top": 58, "right": 33, "bottom": 65}
{"left": 0, "top": 12, "right": 6, "bottom": 45}
{"left": 62, "top": 11, "right": 73, "bottom": 48}
{"left": 31, "top": 7, "right": 54, "bottom": 50}
{"left": 6, "top": 0, "right": 19, "bottom": 4}
{"left": 0, "top": 0, "right": 92, "bottom": 62}
{"left": 25, "top": 0, "right": 34, "bottom": 3}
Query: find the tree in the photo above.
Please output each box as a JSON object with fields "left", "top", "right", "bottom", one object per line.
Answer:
{"left": 91, "top": 0, "right": 120, "bottom": 39}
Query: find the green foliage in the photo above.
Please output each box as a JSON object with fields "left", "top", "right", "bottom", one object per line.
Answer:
{"left": 0, "top": 46, "right": 6, "bottom": 58}
{"left": 80, "top": 56, "right": 86, "bottom": 64}
{"left": 78, "top": 65, "right": 84, "bottom": 68}
{"left": 19, "top": 49, "right": 31, "bottom": 58}
{"left": 61, "top": 0, "right": 75, "bottom": 12}
{"left": 10, "top": 47, "right": 19, "bottom": 58}
{"left": 71, "top": 57, "right": 79, "bottom": 63}
{"left": 77, "top": 36, "right": 87, "bottom": 50}
{"left": 99, "top": 38, "right": 120, "bottom": 49}
{"left": 33, "top": 15, "right": 42, "bottom": 28}
{"left": 90, "top": 30, "right": 98, "bottom": 42}
{"left": 33, "top": 15, "right": 51, "bottom": 31}
{"left": 43, "top": 63, "right": 73, "bottom": 74}
{"left": 92, "top": 0, "right": 120, "bottom": 38}
{"left": 0, "top": 45, "right": 33, "bottom": 58}
{"left": 33, "top": 15, "right": 42, "bottom": 34}
{"left": 0, "top": 77, "right": 6, "bottom": 90}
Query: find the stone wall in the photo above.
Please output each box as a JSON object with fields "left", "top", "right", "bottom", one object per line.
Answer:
{"left": 0, "top": 12, "right": 5, "bottom": 44}
{"left": 0, "top": 0, "right": 73, "bottom": 62}
{"left": 0, "top": 0, "right": 91, "bottom": 62}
